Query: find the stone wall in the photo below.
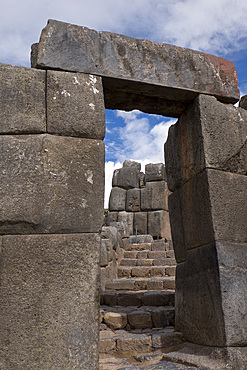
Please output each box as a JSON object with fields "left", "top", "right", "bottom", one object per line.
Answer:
{"left": 1, "top": 18, "right": 246, "bottom": 369}
{"left": 165, "top": 94, "right": 247, "bottom": 351}
{"left": 106, "top": 160, "right": 171, "bottom": 240}
{"left": 0, "top": 63, "right": 105, "bottom": 369}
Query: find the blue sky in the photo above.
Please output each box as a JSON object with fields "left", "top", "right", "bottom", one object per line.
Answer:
{"left": 1, "top": 0, "right": 247, "bottom": 206}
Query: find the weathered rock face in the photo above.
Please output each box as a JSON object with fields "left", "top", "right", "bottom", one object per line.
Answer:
{"left": 148, "top": 210, "right": 171, "bottom": 240}
{"left": 33, "top": 20, "right": 239, "bottom": 117}
{"left": 165, "top": 92, "right": 247, "bottom": 356}
{"left": 0, "top": 134, "right": 104, "bottom": 234}
{"left": 145, "top": 163, "right": 167, "bottom": 182}
{"left": 0, "top": 63, "right": 46, "bottom": 134}
{"left": 176, "top": 241, "right": 247, "bottom": 347}
{"left": 109, "top": 187, "right": 127, "bottom": 211}
{"left": 126, "top": 188, "right": 141, "bottom": 212}
{"left": 165, "top": 94, "right": 247, "bottom": 192}
{"left": 141, "top": 181, "right": 170, "bottom": 211}
{"left": 47, "top": 70, "right": 105, "bottom": 139}
{"left": 0, "top": 233, "right": 100, "bottom": 369}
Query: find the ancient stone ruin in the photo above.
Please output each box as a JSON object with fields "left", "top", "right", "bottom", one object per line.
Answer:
{"left": 0, "top": 19, "right": 246, "bottom": 369}
{"left": 106, "top": 160, "right": 171, "bottom": 240}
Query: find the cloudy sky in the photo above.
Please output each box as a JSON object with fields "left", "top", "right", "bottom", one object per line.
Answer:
{"left": 1, "top": 0, "right": 247, "bottom": 206}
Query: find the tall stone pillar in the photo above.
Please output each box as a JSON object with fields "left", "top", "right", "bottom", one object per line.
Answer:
{"left": 0, "top": 64, "right": 105, "bottom": 369}
{"left": 165, "top": 94, "right": 247, "bottom": 361}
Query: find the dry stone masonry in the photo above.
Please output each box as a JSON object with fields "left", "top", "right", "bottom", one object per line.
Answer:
{"left": 0, "top": 18, "right": 246, "bottom": 369}
{"left": 106, "top": 161, "right": 171, "bottom": 240}
{"left": 0, "top": 62, "right": 104, "bottom": 369}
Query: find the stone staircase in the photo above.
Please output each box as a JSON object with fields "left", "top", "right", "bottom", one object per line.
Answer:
{"left": 99, "top": 236, "right": 186, "bottom": 369}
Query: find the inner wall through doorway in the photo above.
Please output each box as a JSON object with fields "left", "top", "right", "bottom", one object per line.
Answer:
{"left": 104, "top": 108, "right": 176, "bottom": 208}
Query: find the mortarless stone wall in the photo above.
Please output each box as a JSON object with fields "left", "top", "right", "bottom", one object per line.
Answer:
{"left": 1, "top": 18, "right": 246, "bottom": 369}
{"left": 106, "top": 160, "right": 171, "bottom": 240}
{"left": 0, "top": 63, "right": 105, "bottom": 369}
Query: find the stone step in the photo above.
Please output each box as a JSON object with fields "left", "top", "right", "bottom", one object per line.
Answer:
{"left": 118, "top": 265, "right": 176, "bottom": 278}
{"left": 120, "top": 257, "right": 176, "bottom": 267}
{"left": 124, "top": 250, "right": 173, "bottom": 259}
{"left": 100, "top": 305, "right": 175, "bottom": 330}
{"left": 125, "top": 242, "right": 153, "bottom": 251}
{"left": 129, "top": 235, "right": 154, "bottom": 244}
{"left": 105, "top": 277, "right": 175, "bottom": 291}
{"left": 101, "top": 290, "right": 175, "bottom": 307}
{"left": 99, "top": 327, "right": 184, "bottom": 354}
{"left": 126, "top": 241, "right": 172, "bottom": 252}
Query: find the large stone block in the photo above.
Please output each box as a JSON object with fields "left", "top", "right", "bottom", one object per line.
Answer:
{"left": 108, "top": 187, "right": 126, "bottom": 211}
{"left": 0, "top": 134, "right": 104, "bottom": 234}
{"left": 175, "top": 241, "right": 247, "bottom": 347}
{"left": 112, "top": 168, "right": 120, "bottom": 187}
{"left": 148, "top": 210, "right": 171, "bottom": 239}
{"left": 126, "top": 188, "right": 141, "bottom": 212}
{"left": 123, "top": 160, "right": 141, "bottom": 171}
{"left": 104, "top": 211, "right": 118, "bottom": 225}
{"left": 0, "top": 233, "right": 100, "bottom": 369}
{"left": 145, "top": 163, "right": 167, "bottom": 182}
{"left": 169, "top": 169, "right": 247, "bottom": 255}
{"left": 0, "top": 63, "right": 46, "bottom": 134}
{"left": 47, "top": 70, "right": 105, "bottom": 139}
{"left": 134, "top": 212, "right": 148, "bottom": 235}
{"left": 165, "top": 94, "right": 247, "bottom": 192}
{"left": 33, "top": 20, "right": 239, "bottom": 118}
{"left": 141, "top": 181, "right": 169, "bottom": 211}
{"left": 117, "top": 167, "right": 140, "bottom": 189}
{"left": 118, "top": 211, "right": 134, "bottom": 237}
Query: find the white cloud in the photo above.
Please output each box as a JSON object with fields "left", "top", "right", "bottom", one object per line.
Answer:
{"left": 114, "top": 110, "right": 176, "bottom": 164}
{"left": 1, "top": 0, "right": 247, "bottom": 67}
{"left": 156, "top": 0, "right": 247, "bottom": 55}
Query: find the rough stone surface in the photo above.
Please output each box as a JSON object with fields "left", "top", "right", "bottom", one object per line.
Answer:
{"left": 128, "top": 311, "right": 152, "bottom": 329}
{"left": 162, "top": 342, "right": 247, "bottom": 370}
{"left": 151, "top": 308, "right": 168, "bottom": 328}
{"left": 165, "top": 94, "right": 247, "bottom": 192}
{"left": 145, "top": 163, "right": 167, "bottom": 182}
{"left": 0, "top": 63, "right": 46, "bottom": 134}
{"left": 129, "top": 235, "right": 153, "bottom": 244}
{"left": 108, "top": 187, "right": 126, "bottom": 211}
{"left": 148, "top": 210, "right": 171, "bottom": 239}
{"left": 175, "top": 241, "right": 247, "bottom": 347}
{"left": 0, "top": 233, "right": 100, "bottom": 369}
{"left": 126, "top": 188, "right": 141, "bottom": 212}
{"left": 152, "top": 331, "right": 184, "bottom": 349}
{"left": 169, "top": 169, "right": 247, "bottom": 253}
{"left": 104, "top": 312, "right": 127, "bottom": 330}
{"left": 0, "top": 134, "right": 104, "bottom": 234}
{"left": 105, "top": 211, "right": 118, "bottom": 225}
{"left": 118, "top": 167, "right": 140, "bottom": 189}
{"left": 123, "top": 160, "right": 141, "bottom": 171}
{"left": 134, "top": 212, "right": 148, "bottom": 235}
{"left": 168, "top": 191, "right": 187, "bottom": 263}
{"left": 141, "top": 181, "right": 169, "bottom": 211}
{"left": 34, "top": 20, "right": 239, "bottom": 118}
{"left": 116, "top": 333, "right": 151, "bottom": 352}
{"left": 112, "top": 169, "right": 120, "bottom": 187}
{"left": 100, "top": 239, "right": 109, "bottom": 267}
{"left": 239, "top": 94, "right": 247, "bottom": 110}
{"left": 118, "top": 211, "right": 134, "bottom": 237}
{"left": 47, "top": 70, "right": 105, "bottom": 139}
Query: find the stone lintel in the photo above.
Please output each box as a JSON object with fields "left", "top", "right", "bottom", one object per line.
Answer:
{"left": 33, "top": 20, "right": 239, "bottom": 117}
